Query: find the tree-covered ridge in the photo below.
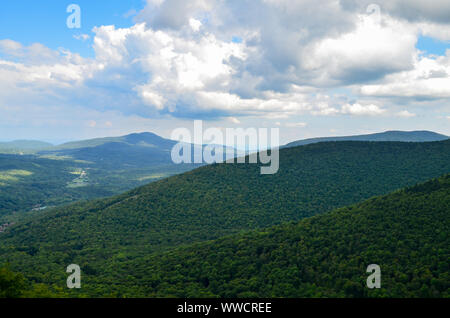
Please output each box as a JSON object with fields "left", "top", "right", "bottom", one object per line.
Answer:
{"left": 106, "top": 174, "right": 450, "bottom": 297}
{"left": 0, "top": 141, "right": 449, "bottom": 297}
{"left": 0, "top": 140, "right": 53, "bottom": 154}
{"left": 0, "top": 153, "right": 199, "bottom": 218}
{"left": 284, "top": 130, "right": 449, "bottom": 148}
{"left": 3, "top": 173, "right": 447, "bottom": 297}
{"left": 0, "top": 154, "right": 113, "bottom": 216}
{"left": 0, "top": 266, "right": 67, "bottom": 298}
{"left": 0, "top": 131, "right": 239, "bottom": 217}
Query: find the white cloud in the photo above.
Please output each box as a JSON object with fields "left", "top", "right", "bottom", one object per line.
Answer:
{"left": 73, "top": 34, "right": 90, "bottom": 41}
{"left": 189, "top": 18, "right": 202, "bottom": 32}
{"left": 418, "top": 23, "right": 450, "bottom": 42}
{"left": 136, "top": 0, "right": 213, "bottom": 30}
{"left": 0, "top": 39, "right": 23, "bottom": 56}
{"left": 341, "top": 0, "right": 450, "bottom": 24}
{"left": 360, "top": 51, "right": 450, "bottom": 99}
{"left": 0, "top": 41, "right": 93, "bottom": 103}
{"left": 341, "top": 103, "right": 386, "bottom": 116}
{"left": 396, "top": 110, "right": 416, "bottom": 118}
{"left": 0, "top": 0, "right": 449, "bottom": 130}
{"left": 302, "top": 13, "right": 417, "bottom": 85}
{"left": 310, "top": 97, "right": 341, "bottom": 116}
{"left": 228, "top": 117, "right": 240, "bottom": 124}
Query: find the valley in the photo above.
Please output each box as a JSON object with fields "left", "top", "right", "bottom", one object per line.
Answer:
{"left": 0, "top": 132, "right": 205, "bottom": 219}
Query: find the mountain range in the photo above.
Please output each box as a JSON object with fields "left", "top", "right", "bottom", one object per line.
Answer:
{"left": 0, "top": 132, "right": 204, "bottom": 217}
{"left": 113, "top": 174, "right": 450, "bottom": 297}
{"left": 2, "top": 130, "right": 448, "bottom": 155}
{"left": 284, "top": 130, "right": 448, "bottom": 148}
{"left": 0, "top": 139, "right": 449, "bottom": 297}
{"left": 0, "top": 140, "right": 53, "bottom": 154}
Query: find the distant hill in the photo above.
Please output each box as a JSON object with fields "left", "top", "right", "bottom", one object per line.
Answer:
{"left": 1, "top": 140, "right": 449, "bottom": 296}
{"left": 39, "top": 132, "right": 177, "bottom": 168}
{"left": 0, "top": 140, "right": 53, "bottom": 153}
{"left": 0, "top": 132, "right": 235, "bottom": 216}
{"left": 50, "top": 132, "right": 176, "bottom": 151}
{"left": 41, "top": 132, "right": 235, "bottom": 169}
{"left": 284, "top": 130, "right": 448, "bottom": 148}
{"left": 0, "top": 132, "right": 200, "bottom": 216}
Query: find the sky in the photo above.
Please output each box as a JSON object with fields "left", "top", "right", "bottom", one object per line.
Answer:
{"left": 0, "top": 0, "right": 450, "bottom": 146}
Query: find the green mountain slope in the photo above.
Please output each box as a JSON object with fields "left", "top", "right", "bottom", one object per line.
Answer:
{"left": 111, "top": 174, "right": 450, "bottom": 298}
{"left": 0, "top": 140, "right": 449, "bottom": 296}
{"left": 42, "top": 132, "right": 234, "bottom": 169}
{"left": 0, "top": 154, "right": 111, "bottom": 215}
{"left": 0, "top": 131, "right": 236, "bottom": 217}
{"left": 0, "top": 132, "right": 205, "bottom": 217}
{"left": 39, "top": 132, "right": 179, "bottom": 168}
{"left": 48, "top": 132, "right": 176, "bottom": 151}
{"left": 0, "top": 140, "right": 53, "bottom": 154}
{"left": 0, "top": 153, "right": 198, "bottom": 218}
{"left": 0, "top": 266, "right": 65, "bottom": 298}
{"left": 0, "top": 153, "right": 199, "bottom": 218}
{"left": 284, "top": 130, "right": 448, "bottom": 148}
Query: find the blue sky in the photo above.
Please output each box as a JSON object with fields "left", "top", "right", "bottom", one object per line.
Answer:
{"left": 0, "top": 0, "right": 449, "bottom": 145}
{"left": 417, "top": 36, "right": 450, "bottom": 56}
{"left": 0, "top": 0, "right": 145, "bottom": 57}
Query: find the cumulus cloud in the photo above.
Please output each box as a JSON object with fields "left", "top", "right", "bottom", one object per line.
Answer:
{"left": 341, "top": 0, "right": 450, "bottom": 24}
{"left": 0, "top": 0, "right": 449, "bottom": 126}
{"left": 0, "top": 40, "right": 93, "bottom": 109}
{"left": 418, "top": 23, "right": 450, "bottom": 42}
{"left": 0, "top": 39, "right": 23, "bottom": 56}
{"left": 73, "top": 34, "right": 90, "bottom": 41}
{"left": 89, "top": 23, "right": 255, "bottom": 116}
{"left": 360, "top": 51, "right": 450, "bottom": 99}
{"left": 0, "top": 40, "right": 75, "bottom": 65}
{"left": 135, "top": 0, "right": 213, "bottom": 30}
{"left": 302, "top": 13, "right": 417, "bottom": 85}
{"left": 227, "top": 117, "right": 240, "bottom": 124}
{"left": 396, "top": 110, "right": 416, "bottom": 118}
{"left": 341, "top": 103, "right": 386, "bottom": 116}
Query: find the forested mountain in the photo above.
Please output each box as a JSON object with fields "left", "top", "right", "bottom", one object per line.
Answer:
{"left": 49, "top": 132, "right": 176, "bottom": 150}
{"left": 0, "top": 140, "right": 53, "bottom": 154}
{"left": 42, "top": 132, "right": 234, "bottom": 168}
{"left": 0, "top": 266, "right": 64, "bottom": 298}
{"left": 0, "top": 132, "right": 176, "bottom": 154}
{"left": 0, "top": 140, "right": 449, "bottom": 297}
{"left": 111, "top": 174, "right": 450, "bottom": 297}
{"left": 1, "top": 173, "right": 448, "bottom": 297}
{"left": 1, "top": 131, "right": 446, "bottom": 216}
{"left": 0, "top": 153, "right": 198, "bottom": 218}
{"left": 0, "top": 132, "right": 208, "bottom": 217}
{"left": 284, "top": 130, "right": 448, "bottom": 148}
{"left": 39, "top": 132, "right": 179, "bottom": 168}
